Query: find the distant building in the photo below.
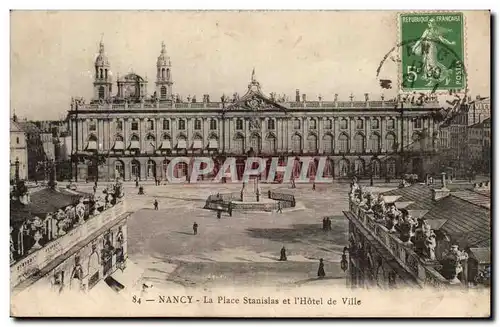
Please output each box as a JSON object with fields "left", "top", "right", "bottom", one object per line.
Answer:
{"left": 468, "top": 118, "right": 491, "bottom": 172}
{"left": 10, "top": 117, "right": 28, "bottom": 181}
{"left": 16, "top": 121, "right": 46, "bottom": 180}
{"left": 468, "top": 96, "right": 490, "bottom": 126}
{"left": 344, "top": 175, "right": 491, "bottom": 289}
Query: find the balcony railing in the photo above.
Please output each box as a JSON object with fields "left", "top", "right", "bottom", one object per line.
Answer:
{"left": 10, "top": 197, "right": 127, "bottom": 289}
{"left": 349, "top": 200, "right": 450, "bottom": 288}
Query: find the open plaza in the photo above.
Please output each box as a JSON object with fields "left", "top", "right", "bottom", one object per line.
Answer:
{"left": 75, "top": 180, "right": 395, "bottom": 291}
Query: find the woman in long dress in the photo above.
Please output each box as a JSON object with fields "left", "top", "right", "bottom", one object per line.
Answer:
{"left": 317, "top": 258, "right": 326, "bottom": 278}
{"left": 411, "top": 18, "right": 456, "bottom": 86}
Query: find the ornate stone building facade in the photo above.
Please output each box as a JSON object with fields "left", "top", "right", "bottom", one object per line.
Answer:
{"left": 68, "top": 41, "right": 443, "bottom": 182}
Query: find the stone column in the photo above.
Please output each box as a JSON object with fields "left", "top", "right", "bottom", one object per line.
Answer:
{"left": 203, "top": 118, "right": 209, "bottom": 149}
{"left": 318, "top": 117, "right": 324, "bottom": 154}
{"left": 381, "top": 117, "right": 387, "bottom": 153}
{"left": 365, "top": 116, "right": 371, "bottom": 154}
{"left": 350, "top": 117, "right": 355, "bottom": 154}
{"left": 301, "top": 117, "right": 307, "bottom": 152}
{"left": 334, "top": 117, "right": 340, "bottom": 154}
{"left": 171, "top": 118, "right": 177, "bottom": 148}
{"left": 187, "top": 118, "right": 192, "bottom": 151}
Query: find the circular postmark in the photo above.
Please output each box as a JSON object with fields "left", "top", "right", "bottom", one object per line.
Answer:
{"left": 376, "top": 36, "right": 469, "bottom": 126}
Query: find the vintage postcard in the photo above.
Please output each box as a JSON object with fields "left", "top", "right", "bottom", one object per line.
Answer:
{"left": 9, "top": 10, "right": 491, "bottom": 317}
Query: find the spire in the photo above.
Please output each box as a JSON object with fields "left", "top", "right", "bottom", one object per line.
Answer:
{"left": 157, "top": 41, "right": 170, "bottom": 67}
{"left": 161, "top": 41, "right": 166, "bottom": 54}
{"left": 99, "top": 33, "right": 105, "bottom": 54}
{"left": 251, "top": 68, "right": 256, "bottom": 82}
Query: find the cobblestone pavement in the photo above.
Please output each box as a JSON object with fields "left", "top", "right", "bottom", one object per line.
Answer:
{"left": 78, "top": 181, "right": 396, "bottom": 288}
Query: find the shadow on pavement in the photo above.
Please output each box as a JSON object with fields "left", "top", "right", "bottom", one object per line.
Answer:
{"left": 175, "top": 231, "right": 195, "bottom": 236}
{"left": 294, "top": 276, "right": 345, "bottom": 285}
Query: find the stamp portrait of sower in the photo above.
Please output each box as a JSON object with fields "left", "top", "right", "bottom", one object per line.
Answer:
{"left": 400, "top": 13, "right": 465, "bottom": 91}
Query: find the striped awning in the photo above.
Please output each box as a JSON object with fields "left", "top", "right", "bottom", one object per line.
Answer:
{"left": 113, "top": 141, "right": 124, "bottom": 150}
{"left": 177, "top": 139, "right": 187, "bottom": 149}
{"left": 129, "top": 141, "right": 140, "bottom": 150}
{"left": 192, "top": 140, "right": 203, "bottom": 149}
{"left": 160, "top": 140, "right": 172, "bottom": 149}
{"left": 208, "top": 139, "right": 218, "bottom": 149}
{"left": 85, "top": 141, "right": 97, "bottom": 151}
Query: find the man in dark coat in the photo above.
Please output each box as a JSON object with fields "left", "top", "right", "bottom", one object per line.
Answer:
{"left": 327, "top": 217, "right": 332, "bottom": 231}
{"left": 217, "top": 210, "right": 222, "bottom": 219}
{"left": 228, "top": 202, "right": 233, "bottom": 217}
{"left": 317, "top": 258, "right": 326, "bottom": 278}
{"left": 277, "top": 201, "right": 283, "bottom": 213}
{"left": 193, "top": 222, "right": 198, "bottom": 235}
{"left": 154, "top": 199, "right": 158, "bottom": 210}
{"left": 312, "top": 182, "right": 316, "bottom": 191}
{"left": 280, "top": 246, "right": 287, "bottom": 261}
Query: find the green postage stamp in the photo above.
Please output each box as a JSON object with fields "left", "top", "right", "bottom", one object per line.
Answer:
{"left": 400, "top": 12, "right": 465, "bottom": 92}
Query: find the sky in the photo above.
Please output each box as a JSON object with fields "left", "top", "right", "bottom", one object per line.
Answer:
{"left": 10, "top": 10, "right": 490, "bottom": 120}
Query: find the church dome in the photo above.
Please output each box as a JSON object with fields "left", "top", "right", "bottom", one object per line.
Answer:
{"left": 95, "top": 41, "right": 110, "bottom": 67}
{"left": 157, "top": 42, "right": 170, "bottom": 67}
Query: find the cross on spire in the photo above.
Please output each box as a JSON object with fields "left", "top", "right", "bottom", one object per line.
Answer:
{"left": 251, "top": 68, "right": 256, "bottom": 82}
{"left": 349, "top": 93, "right": 354, "bottom": 101}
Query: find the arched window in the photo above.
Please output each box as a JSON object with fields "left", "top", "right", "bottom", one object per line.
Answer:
{"left": 147, "top": 160, "right": 156, "bottom": 179}
{"left": 266, "top": 134, "right": 276, "bottom": 154}
{"left": 194, "top": 119, "right": 201, "bottom": 130}
{"left": 131, "top": 160, "right": 141, "bottom": 180}
{"left": 309, "top": 119, "right": 317, "bottom": 129}
{"left": 354, "top": 159, "right": 365, "bottom": 176}
{"left": 115, "top": 134, "right": 124, "bottom": 142}
{"left": 163, "top": 119, "right": 169, "bottom": 130}
{"left": 162, "top": 68, "right": 166, "bottom": 79}
{"left": 354, "top": 133, "right": 365, "bottom": 153}
{"left": 371, "top": 159, "right": 381, "bottom": 178}
{"left": 387, "top": 158, "right": 396, "bottom": 178}
{"left": 291, "top": 134, "right": 302, "bottom": 153}
{"left": 162, "top": 159, "right": 169, "bottom": 179}
{"left": 98, "top": 86, "right": 105, "bottom": 99}
{"left": 114, "top": 160, "right": 124, "bottom": 179}
{"left": 307, "top": 134, "right": 317, "bottom": 153}
{"left": 236, "top": 119, "right": 243, "bottom": 130}
{"left": 233, "top": 134, "right": 244, "bottom": 154}
{"left": 166, "top": 69, "right": 170, "bottom": 80}
{"left": 178, "top": 119, "right": 186, "bottom": 130}
{"left": 161, "top": 86, "right": 167, "bottom": 99}
{"left": 16, "top": 137, "right": 19, "bottom": 144}
{"left": 338, "top": 133, "right": 349, "bottom": 153}
{"left": 210, "top": 119, "right": 217, "bottom": 130}
{"left": 340, "top": 118, "right": 348, "bottom": 130}
{"left": 105, "top": 69, "right": 108, "bottom": 79}
{"left": 130, "top": 134, "right": 139, "bottom": 141}
{"left": 370, "top": 133, "right": 381, "bottom": 152}
{"left": 339, "top": 159, "right": 349, "bottom": 177}
{"left": 323, "top": 134, "right": 333, "bottom": 154}
{"left": 267, "top": 119, "right": 275, "bottom": 130}
{"left": 99, "top": 69, "right": 103, "bottom": 79}
{"left": 148, "top": 120, "right": 154, "bottom": 130}
{"left": 386, "top": 133, "right": 396, "bottom": 152}
{"left": 250, "top": 134, "right": 261, "bottom": 153}
{"left": 146, "top": 134, "right": 156, "bottom": 153}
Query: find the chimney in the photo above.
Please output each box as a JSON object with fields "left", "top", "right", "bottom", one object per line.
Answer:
{"left": 295, "top": 89, "right": 300, "bottom": 102}
{"left": 432, "top": 172, "right": 450, "bottom": 201}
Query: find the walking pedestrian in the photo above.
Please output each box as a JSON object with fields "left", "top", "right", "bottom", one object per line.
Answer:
{"left": 280, "top": 246, "right": 287, "bottom": 261}
{"left": 193, "top": 222, "right": 198, "bottom": 235}
{"left": 317, "top": 258, "right": 326, "bottom": 278}
{"left": 291, "top": 177, "right": 296, "bottom": 189}
{"left": 154, "top": 199, "right": 158, "bottom": 210}
{"left": 93, "top": 185, "right": 97, "bottom": 194}
{"left": 217, "top": 210, "right": 221, "bottom": 219}
{"left": 327, "top": 217, "right": 332, "bottom": 231}
{"left": 322, "top": 217, "right": 327, "bottom": 231}
{"left": 135, "top": 179, "right": 139, "bottom": 188}
{"left": 312, "top": 182, "right": 316, "bottom": 191}
{"left": 277, "top": 201, "right": 283, "bottom": 213}
{"left": 228, "top": 202, "right": 233, "bottom": 217}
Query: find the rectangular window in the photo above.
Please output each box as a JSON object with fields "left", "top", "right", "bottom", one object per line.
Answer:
{"left": 178, "top": 119, "right": 186, "bottom": 130}
{"left": 387, "top": 119, "right": 395, "bottom": 129}
{"left": 340, "top": 119, "right": 348, "bottom": 130}
{"left": 131, "top": 122, "right": 139, "bottom": 131}
{"left": 194, "top": 120, "right": 201, "bottom": 130}
{"left": 116, "top": 121, "right": 123, "bottom": 131}
{"left": 89, "top": 122, "right": 97, "bottom": 131}
{"left": 293, "top": 119, "right": 301, "bottom": 129}
{"left": 163, "top": 119, "right": 170, "bottom": 130}
{"left": 356, "top": 119, "right": 364, "bottom": 129}
{"left": 371, "top": 119, "right": 379, "bottom": 129}
{"left": 324, "top": 119, "right": 332, "bottom": 129}
{"left": 414, "top": 118, "right": 422, "bottom": 129}
{"left": 236, "top": 119, "right": 243, "bottom": 130}
{"left": 210, "top": 119, "right": 217, "bottom": 130}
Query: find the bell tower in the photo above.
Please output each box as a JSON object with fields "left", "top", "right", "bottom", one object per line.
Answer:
{"left": 155, "top": 41, "right": 173, "bottom": 100}
{"left": 93, "top": 37, "right": 112, "bottom": 100}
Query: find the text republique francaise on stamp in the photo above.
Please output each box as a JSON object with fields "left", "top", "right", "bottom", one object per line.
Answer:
{"left": 400, "top": 12, "right": 465, "bottom": 92}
